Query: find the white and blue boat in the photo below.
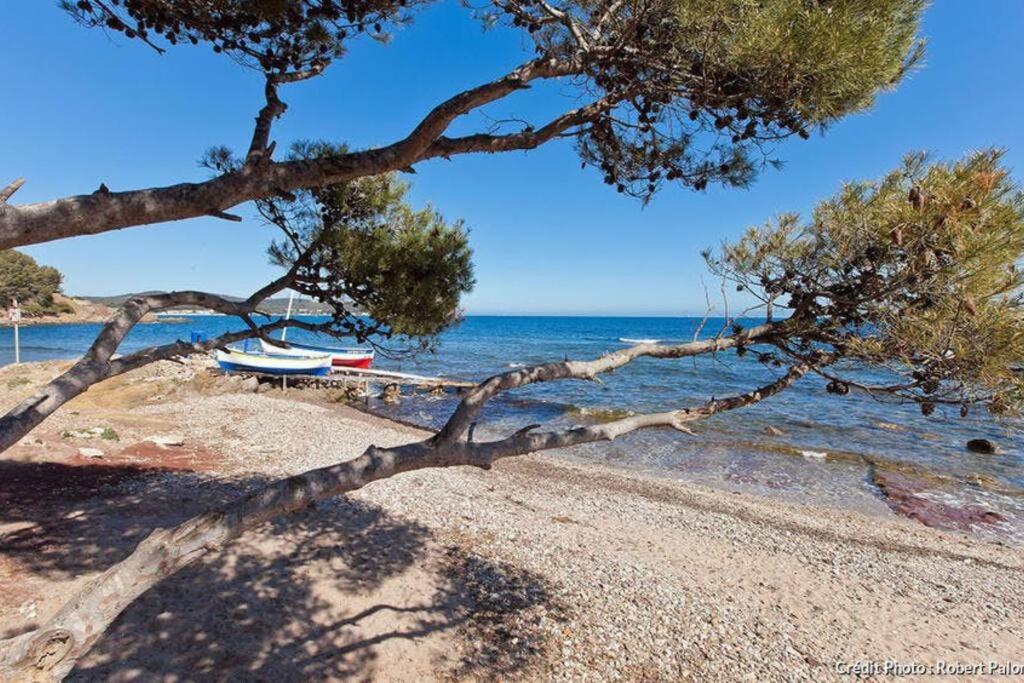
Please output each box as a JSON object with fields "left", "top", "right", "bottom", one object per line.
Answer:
{"left": 260, "top": 292, "right": 376, "bottom": 369}
{"left": 214, "top": 348, "right": 332, "bottom": 376}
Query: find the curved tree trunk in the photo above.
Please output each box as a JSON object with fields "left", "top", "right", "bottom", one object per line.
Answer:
{"left": 0, "top": 282, "right": 303, "bottom": 454}
{"left": 0, "top": 296, "right": 162, "bottom": 452}
{"left": 0, "top": 331, "right": 259, "bottom": 454}
{"left": 0, "top": 360, "right": 109, "bottom": 454}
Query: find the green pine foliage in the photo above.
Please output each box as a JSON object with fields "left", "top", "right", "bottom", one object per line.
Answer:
{"left": 263, "top": 143, "right": 475, "bottom": 346}
{"left": 665, "top": 0, "right": 926, "bottom": 121}
{"left": 710, "top": 150, "right": 1024, "bottom": 415}
{"left": 325, "top": 202, "right": 474, "bottom": 339}
{"left": 549, "top": 0, "right": 927, "bottom": 196}
{"left": 67, "top": 1, "right": 927, "bottom": 199}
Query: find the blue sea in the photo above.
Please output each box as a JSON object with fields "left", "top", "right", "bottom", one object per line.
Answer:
{"left": 3, "top": 315, "right": 1023, "bottom": 540}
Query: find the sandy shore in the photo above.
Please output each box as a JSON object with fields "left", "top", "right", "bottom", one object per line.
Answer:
{"left": 1, "top": 359, "right": 1022, "bottom": 680}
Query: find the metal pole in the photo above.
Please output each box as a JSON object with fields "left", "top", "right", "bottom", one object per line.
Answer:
{"left": 281, "top": 291, "right": 295, "bottom": 341}
{"left": 10, "top": 298, "right": 20, "bottom": 364}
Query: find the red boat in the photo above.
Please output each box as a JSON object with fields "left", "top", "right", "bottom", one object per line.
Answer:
{"left": 260, "top": 339, "right": 374, "bottom": 368}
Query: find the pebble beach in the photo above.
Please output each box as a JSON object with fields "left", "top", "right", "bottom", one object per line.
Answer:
{"left": 1, "top": 359, "right": 1022, "bottom": 680}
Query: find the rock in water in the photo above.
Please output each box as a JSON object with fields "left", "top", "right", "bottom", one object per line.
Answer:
{"left": 150, "top": 434, "right": 185, "bottom": 447}
{"left": 762, "top": 425, "right": 785, "bottom": 437}
{"left": 966, "top": 439, "right": 998, "bottom": 455}
{"left": 382, "top": 383, "right": 402, "bottom": 404}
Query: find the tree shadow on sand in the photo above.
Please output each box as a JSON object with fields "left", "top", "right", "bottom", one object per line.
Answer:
{"left": 0, "top": 460, "right": 565, "bottom": 680}
{"left": 0, "top": 459, "right": 230, "bottom": 580}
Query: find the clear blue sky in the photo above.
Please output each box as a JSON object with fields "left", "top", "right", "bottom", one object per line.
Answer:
{"left": 3, "top": 2, "right": 1023, "bottom": 315}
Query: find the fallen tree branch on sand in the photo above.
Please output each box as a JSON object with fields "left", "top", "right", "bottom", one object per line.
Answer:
{"left": 0, "top": 326, "right": 802, "bottom": 680}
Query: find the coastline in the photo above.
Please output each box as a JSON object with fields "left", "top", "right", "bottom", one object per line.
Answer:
{"left": 2, "top": 316, "right": 186, "bottom": 329}
{"left": 1, "top": 359, "right": 1022, "bottom": 680}
{"left": 3, "top": 294, "right": 115, "bottom": 326}
{"left": 0, "top": 295, "right": 194, "bottom": 327}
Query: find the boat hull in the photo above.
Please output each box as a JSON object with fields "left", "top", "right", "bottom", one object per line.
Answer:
{"left": 215, "top": 349, "right": 331, "bottom": 376}
{"left": 331, "top": 356, "right": 374, "bottom": 369}
{"left": 260, "top": 339, "right": 374, "bottom": 369}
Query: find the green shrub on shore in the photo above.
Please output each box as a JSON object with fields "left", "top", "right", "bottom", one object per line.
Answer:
{"left": 60, "top": 426, "right": 119, "bottom": 441}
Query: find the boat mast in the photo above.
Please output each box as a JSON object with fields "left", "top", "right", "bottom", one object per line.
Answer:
{"left": 281, "top": 290, "right": 295, "bottom": 341}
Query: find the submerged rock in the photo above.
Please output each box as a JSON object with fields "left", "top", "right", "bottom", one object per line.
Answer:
{"left": 762, "top": 425, "right": 785, "bottom": 437}
{"left": 966, "top": 438, "right": 998, "bottom": 455}
{"left": 871, "top": 468, "right": 1006, "bottom": 532}
{"left": 966, "top": 472, "right": 1019, "bottom": 495}
{"left": 382, "top": 383, "right": 402, "bottom": 404}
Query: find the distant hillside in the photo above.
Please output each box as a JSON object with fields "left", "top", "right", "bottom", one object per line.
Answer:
{"left": 249, "top": 297, "right": 335, "bottom": 315}
{"left": 76, "top": 291, "right": 168, "bottom": 307}
{"left": 76, "top": 293, "right": 334, "bottom": 316}
{"left": 5, "top": 294, "right": 118, "bottom": 326}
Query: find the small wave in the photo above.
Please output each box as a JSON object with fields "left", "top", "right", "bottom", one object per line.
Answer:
{"left": 506, "top": 362, "right": 526, "bottom": 368}
{"left": 498, "top": 395, "right": 577, "bottom": 412}
{"left": 2, "top": 345, "right": 77, "bottom": 353}
{"left": 618, "top": 337, "right": 660, "bottom": 344}
{"left": 566, "top": 406, "right": 636, "bottom": 422}
{"left": 799, "top": 449, "right": 828, "bottom": 460}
